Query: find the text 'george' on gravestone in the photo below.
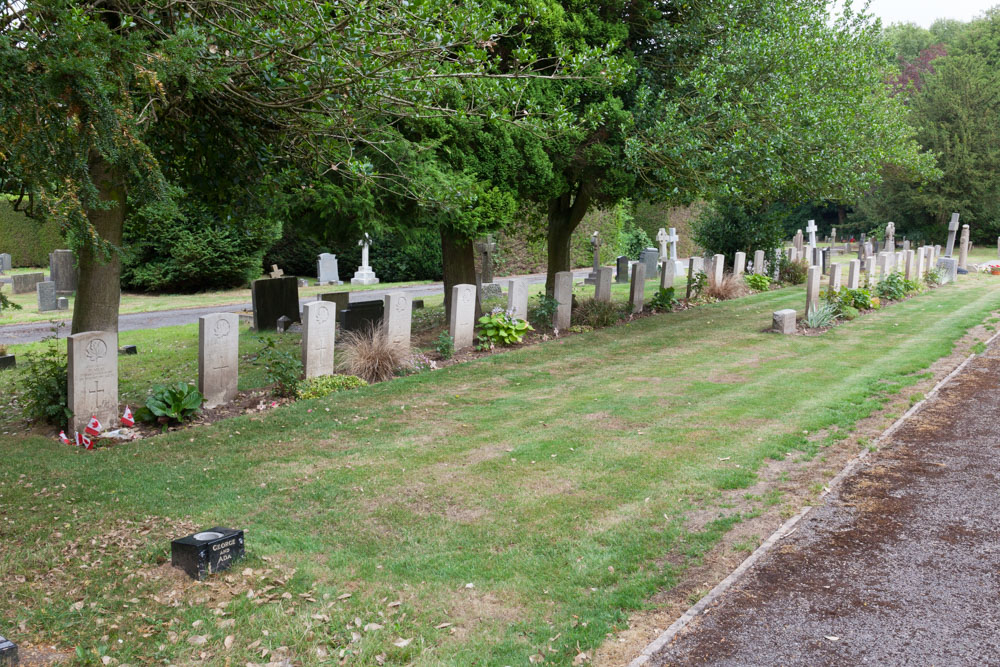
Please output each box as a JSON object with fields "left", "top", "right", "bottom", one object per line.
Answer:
{"left": 171, "top": 527, "right": 245, "bottom": 580}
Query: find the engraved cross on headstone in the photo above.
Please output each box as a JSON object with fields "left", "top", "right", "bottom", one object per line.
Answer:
{"left": 88, "top": 380, "right": 105, "bottom": 404}
{"left": 806, "top": 220, "right": 818, "bottom": 250}
{"left": 945, "top": 212, "right": 960, "bottom": 257}
{"left": 269, "top": 265, "right": 284, "bottom": 279}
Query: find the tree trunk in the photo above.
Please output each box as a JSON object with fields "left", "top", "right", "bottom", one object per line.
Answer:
{"left": 545, "top": 185, "right": 592, "bottom": 294}
{"left": 72, "top": 153, "right": 125, "bottom": 334}
{"left": 440, "top": 229, "right": 479, "bottom": 323}
{"left": 837, "top": 205, "right": 846, "bottom": 229}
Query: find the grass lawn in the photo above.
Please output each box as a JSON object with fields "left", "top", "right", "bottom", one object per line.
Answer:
{"left": 2, "top": 270, "right": 1000, "bottom": 665}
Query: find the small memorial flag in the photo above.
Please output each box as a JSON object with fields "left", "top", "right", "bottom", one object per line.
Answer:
{"left": 75, "top": 432, "right": 93, "bottom": 450}
{"left": 84, "top": 415, "right": 102, "bottom": 437}
{"left": 58, "top": 431, "right": 72, "bottom": 446}
{"left": 121, "top": 406, "right": 134, "bottom": 428}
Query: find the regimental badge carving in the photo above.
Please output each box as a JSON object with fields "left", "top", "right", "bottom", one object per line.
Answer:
{"left": 460, "top": 289, "right": 472, "bottom": 304}
{"left": 213, "top": 319, "right": 231, "bottom": 339}
{"left": 315, "top": 305, "right": 330, "bottom": 324}
{"left": 84, "top": 338, "right": 108, "bottom": 362}
{"left": 396, "top": 297, "right": 408, "bottom": 312}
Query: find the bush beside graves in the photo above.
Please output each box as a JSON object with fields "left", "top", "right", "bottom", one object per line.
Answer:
{"left": 0, "top": 199, "right": 64, "bottom": 267}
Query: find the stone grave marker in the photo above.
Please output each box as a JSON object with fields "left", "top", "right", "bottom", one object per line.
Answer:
{"left": 171, "top": 527, "right": 245, "bottom": 580}
{"left": 57, "top": 296, "right": 69, "bottom": 310}
{"left": 665, "top": 227, "right": 685, "bottom": 276}
{"left": 268, "top": 264, "right": 284, "bottom": 278}
{"left": 508, "top": 279, "right": 528, "bottom": 318}
{"left": 198, "top": 313, "right": 239, "bottom": 408}
{"left": 690, "top": 256, "right": 704, "bottom": 274}
{"left": 319, "top": 291, "right": 350, "bottom": 323}
{"left": 595, "top": 267, "right": 613, "bottom": 301}
{"left": 0, "top": 253, "right": 10, "bottom": 272}
{"left": 553, "top": 271, "right": 573, "bottom": 329}
{"left": 773, "top": 309, "right": 796, "bottom": 335}
{"left": 49, "top": 249, "right": 78, "bottom": 292}
{"left": 276, "top": 316, "right": 292, "bottom": 333}
{"left": 383, "top": 292, "right": 412, "bottom": 351}
{"left": 302, "top": 301, "right": 336, "bottom": 378}
{"left": 12, "top": 272, "right": 43, "bottom": 294}
{"left": 351, "top": 233, "right": 379, "bottom": 285}
{"left": 475, "top": 235, "right": 497, "bottom": 283}
{"left": 915, "top": 247, "right": 926, "bottom": 281}
{"left": 251, "top": 276, "right": 300, "bottom": 330}
{"left": 585, "top": 232, "right": 602, "bottom": 285}
{"left": 938, "top": 257, "right": 958, "bottom": 283}
{"left": 805, "top": 266, "right": 820, "bottom": 314}
{"left": 686, "top": 257, "right": 696, "bottom": 300}
{"left": 945, "top": 212, "right": 960, "bottom": 257}
{"left": 904, "top": 249, "right": 915, "bottom": 280}
{"left": 639, "top": 248, "right": 659, "bottom": 277}
{"left": 480, "top": 283, "right": 503, "bottom": 301}
{"left": 958, "top": 224, "right": 970, "bottom": 270}
{"left": 831, "top": 228, "right": 837, "bottom": 247}
{"left": 317, "top": 253, "right": 343, "bottom": 285}
{"left": 659, "top": 260, "right": 674, "bottom": 290}
{"left": 830, "top": 263, "right": 842, "bottom": 291}
{"left": 449, "top": 284, "right": 476, "bottom": 351}
{"left": 36, "top": 281, "right": 57, "bottom": 312}
{"left": 710, "top": 254, "right": 724, "bottom": 286}
{"left": 847, "top": 259, "right": 861, "bottom": 289}
{"left": 753, "top": 250, "right": 765, "bottom": 275}
{"left": 0, "top": 635, "right": 16, "bottom": 664}
{"left": 734, "top": 252, "right": 746, "bottom": 276}
{"left": 806, "top": 219, "right": 818, "bottom": 250}
{"left": 793, "top": 229, "right": 804, "bottom": 253}
{"left": 877, "top": 253, "right": 889, "bottom": 281}
{"left": 656, "top": 228, "right": 669, "bottom": 261}
{"left": 68, "top": 330, "right": 118, "bottom": 434}
{"left": 341, "top": 300, "right": 383, "bottom": 332}
{"left": 902, "top": 239, "right": 910, "bottom": 252}
{"left": 616, "top": 256, "right": 630, "bottom": 283}
{"left": 629, "top": 262, "right": 646, "bottom": 314}
{"left": 885, "top": 221, "right": 895, "bottom": 250}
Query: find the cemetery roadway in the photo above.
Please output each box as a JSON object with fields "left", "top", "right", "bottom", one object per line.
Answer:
{"left": 0, "top": 269, "right": 592, "bottom": 344}
{"left": 649, "top": 341, "right": 1000, "bottom": 666}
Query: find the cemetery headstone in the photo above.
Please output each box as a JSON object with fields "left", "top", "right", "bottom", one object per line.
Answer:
{"left": 877, "top": 253, "right": 889, "bottom": 281}
{"left": 773, "top": 309, "right": 796, "bottom": 335}
{"left": 904, "top": 249, "right": 915, "bottom": 281}
{"left": 268, "top": 264, "right": 284, "bottom": 278}
{"left": 864, "top": 256, "right": 874, "bottom": 278}
{"left": 121, "top": 345, "right": 138, "bottom": 355}
{"left": 171, "top": 527, "right": 245, "bottom": 580}
{"left": 710, "top": 254, "right": 724, "bottom": 286}
{"left": 629, "top": 262, "right": 646, "bottom": 314}
{"left": 665, "top": 228, "right": 685, "bottom": 276}
{"left": 508, "top": 279, "right": 528, "bottom": 318}
{"left": 57, "top": 296, "right": 69, "bottom": 310}
{"left": 585, "top": 231, "right": 603, "bottom": 285}
{"left": 351, "top": 233, "right": 380, "bottom": 285}
{"left": 958, "top": 224, "right": 970, "bottom": 270}
{"left": 945, "top": 212, "right": 960, "bottom": 257}
{"left": 902, "top": 239, "right": 910, "bottom": 252}
{"left": 686, "top": 257, "right": 696, "bottom": 300}
{"left": 319, "top": 292, "right": 350, "bottom": 323}
{"left": 302, "top": 301, "right": 336, "bottom": 378}
{"left": 858, "top": 233, "right": 867, "bottom": 260}
{"left": 49, "top": 249, "right": 78, "bottom": 292}
{"left": 793, "top": 229, "right": 804, "bottom": 253}
{"left": 805, "top": 266, "right": 820, "bottom": 314}
{"left": 449, "top": 284, "right": 476, "bottom": 351}
{"left": 659, "top": 261, "right": 674, "bottom": 290}
{"left": 885, "top": 221, "right": 895, "bottom": 250}
{"left": 806, "top": 219, "right": 818, "bottom": 250}
{"left": 937, "top": 257, "right": 958, "bottom": 283}
{"left": 198, "top": 313, "right": 239, "bottom": 408}
{"left": 690, "top": 256, "right": 704, "bottom": 274}
{"left": 251, "top": 277, "right": 300, "bottom": 330}
{"left": 873, "top": 239, "right": 881, "bottom": 254}
{"left": 831, "top": 228, "right": 837, "bottom": 247}
{"left": 753, "top": 250, "right": 765, "bottom": 275}
{"left": 68, "top": 330, "right": 118, "bottom": 434}
{"left": 639, "top": 248, "right": 659, "bottom": 277}
{"left": 915, "top": 247, "right": 926, "bottom": 281}
{"left": 553, "top": 271, "right": 573, "bottom": 329}
{"left": 11, "top": 272, "right": 43, "bottom": 294}
{"left": 475, "top": 235, "right": 497, "bottom": 283}
{"left": 656, "top": 228, "right": 669, "bottom": 261}
{"left": 734, "top": 252, "right": 746, "bottom": 277}
{"left": 847, "top": 259, "right": 861, "bottom": 289}
{"left": 616, "top": 256, "right": 630, "bottom": 283}
{"left": 340, "top": 300, "right": 383, "bottom": 332}
{"left": 317, "top": 253, "right": 343, "bottom": 285}
{"left": 829, "top": 263, "right": 842, "bottom": 291}
{"left": 595, "top": 267, "right": 613, "bottom": 301}
{"left": 0, "top": 253, "right": 10, "bottom": 272}
{"left": 276, "top": 316, "right": 292, "bottom": 333}
{"left": 36, "top": 281, "right": 57, "bottom": 312}
{"left": 383, "top": 292, "right": 412, "bottom": 351}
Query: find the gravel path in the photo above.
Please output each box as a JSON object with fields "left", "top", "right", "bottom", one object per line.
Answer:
{"left": 650, "top": 340, "right": 1000, "bottom": 666}
{"left": 0, "top": 270, "right": 593, "bottom": 344}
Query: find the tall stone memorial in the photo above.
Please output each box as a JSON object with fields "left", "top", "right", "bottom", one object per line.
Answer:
{"left": 885, "top": 222, "right": 895, "bottom": 251}
{"left": 49, "top": 249, "right": 78, "bottom": 292}
{"left": 317, "top": 253, "right": 343, "bottom": 285}
{"left": 0, "top": 253, "right": 10, "bottom": 272}
{"left": 639, "top": 248, "right": 659, "bottom": 277}
{"left": 711, "top": 254, "right": 725, "bottom": 286}
{"left": 806, "top": 219, "right": 818, "bottom": 250}
{"left": 629, "top": 262, "right": 646, "bottom": 314}
{"left": 734, "top": 252, "right": 746, "bottom": 277}
{"left": 945, "top": 213, "right": 960, "bottom": 257}
{"left": 553, "top": 271, "right": 573, "bottom": 329}
{"left": 958, "top": 224, "right": 970, "bottom": 271}
{"left": 847, "top": 259, "right": 861, "bottom": 289}
{"left": 659, "top": 261, "right": 674, "bottom": 290}
{"left": 302, "top": 301, "right": 336, "bottom": 378}
{"left": 585, "top": 232, "right": 602, "bottom": 285}
{"left": 616, "top": 256, "right": 630, "bottom": 283}
{"left": 829, "top": 263, "right": 842, "bottom": 291}
{"left": 753, "top": 250, "right": 765, "bottom": 275}
{"left": 449, "top": 284, "right": 476, "bottom": 351}
{"left": 351, "top": 233, "right": 379, "bottom": 285}
{"left": 383, "top": 292, "right": 412, "bottom": 351}
{"left": 68, "top": 331, "right": 118, "bottom": 434}
{"left": 507, "top": 279, "right": 528, "bottom": 319}
{"left": 915, "top": 247, "right": 926, "bottom": 281}
{"left": 475, "top": 236, "right": 497, "bottom": 283}
{"left": 199, "top": 313, "right": 239, "bottom": 408}
{"left": 805, "top": 266, "right": 820, "bottom": 314}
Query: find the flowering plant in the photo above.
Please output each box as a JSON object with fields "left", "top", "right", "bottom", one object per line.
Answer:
{"left": 477, "top": 308, "right": 533, "bottom": 349}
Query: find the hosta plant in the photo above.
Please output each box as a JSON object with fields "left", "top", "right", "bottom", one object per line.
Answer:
{"left": 477, "top": 308, "right": 532, "bottom": 349}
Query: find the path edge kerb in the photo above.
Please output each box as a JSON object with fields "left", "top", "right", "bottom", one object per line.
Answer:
{"left": 627, "top": 326, "right": 1000, "bottom": 667}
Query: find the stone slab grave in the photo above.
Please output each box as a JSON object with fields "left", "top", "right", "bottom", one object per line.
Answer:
{"left": 171, "top": 527, "right": 245, "bottom": 580}
{"left": 383, "top": 292, "right": 412, "bottom": 351}
{"left": 690, "top": 256, "right": 704, "bottom": 274}
{"left": 639, "top": 248, "right": 659, "bottom": 278}
{"left": 0, "top": 635, "right": 16, "bottom": 665}
{"left": 480, "top": 283, "right": 503, "bottom": 301}
{"left": 773, "top": 309, "right": 796, "bottom": 335}
{"left": 251, "top": 276, "right": 300, "bottom": 331}
{"left": 57, "top": 296, "right": 69, "bottom": 310}
{"left": 341, "top": 300, "right": 383, "bottom": 333}
{"left": 0, "top": 253, "right": 10, "bottom": 272}
{"left": 199, "top": 313, "right": 239, "bottom": 408}
{"left": 595, "top": 266, "right": 613, "bottom": 301}
{"left": 302, "top": 301, "right": 337, "bottom": 378}
{"left": 829, "top": 263, "right": 842, "bottom": 291}
{"left": 659, "top": 260, "right": 674, "bottom": 290}
{"left": 319, "top": 291, "right": 350, "bottom": 323}
{"left": 68, "top": 330, "right": 118, "bottom": 434}
{"left": 585, "top": 231, "right": 603, "bottom": 285}
{"left": 905, "top": 249, "right": 916, "bottom": 281}
{"left": 37, "top": 280, "right": 57, "bottom": 312}
{"left": 915, "top": 247, "right": 926, "bottom": 281}
{"left": 937, "top": 257, "right": 958, "bottom": 284}
{"left": 616, "top": 256, "right": 630, "bottom": 283}
{"left": 629, "top": 262, "right": 646, "bottom": 314}
{"left": 753, "top": 250, "right": 766, "bottom": 275}
{"left": 806, "top": 219, "right": 818, "bottom": 249}
{"left": 475, "top": 235, "right": 497, "bottom": 284}
{"left": 351, "top": 233, "right": 379, "bottom": 285}
{"left": 734, "top": 252, "right": 746, "bottom": 277}
{"left": 553, "top": 271, "right": 573, "bottom": 329}
{"left": 49, "top": 249, "right": 78, "bottom": 292}
{"left": 959, "top": 224, "right": 970, "bottom": 271}
{"left": 12, "top": 271, "right": 44, "bottom": 294}
{"left": 317, "top": 253, "right": 343, "bottom": 285}
{"left": 508, "top": 279, "right": 528, "bottom": 319}
{"left": 805, "top": 266, "right": 820, "bottom": 315}
{"left": 449, "top": 284, "right": 476, "bottom": 351}
{"left": 847, "top": 259, "right": 861, "bottom": 289}
{"left": 710, "top": 254, "right": 724, "bottom": 287}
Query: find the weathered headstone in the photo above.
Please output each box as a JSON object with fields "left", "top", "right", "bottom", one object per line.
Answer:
{"left": 773, "top": 309, "right": 796, "bottom": 335}
{"left": 383, "top": 292, "right": 412, "bottom": 351}
{"left": 805, "top": 266, "right": 820, "bottom": 314}
{"left": 793, "top": 229, "right": 804, "bottom": 253}
{"left": 885, "top": 221, "right": 895, "bottom": 251}
{"left": 251, "top": 277, "right": 300, "bottom": 330}
{"left": 831, "top": 228, "right": 837, "bottom": 247}
{"left": 57, "top": 296, "right": 69, "bottom": 310}
{"left": 937, "top": 257, "right": 958, "bottom": 283}
{"left": 553, "top": 271, "right": 573, "bottom": 329}
{"left": 595, "top": 267, "right": 613, "bottom": 301}
{"left": 629, "top": 262, "right": 646, "bottom": 314}
{"left": 904, "top": 249, "right": 915, "bottom": 281}
{"left": 319, "top": 291, "right": 350, "bottom": 323}
{"left": 11, "top": 272, "right": 43, "bottom": 294}
{"left": 858, "top": 234, "right": 867, "bottom": 260}
{"left": 806, "top": 219, "right": 818, "bottom": 250}
{"left": 734, "top": 252, "right": 746, "bottom": 277}
{"left": 171, "top": 527, "right": 245, "bottom": 580}
{"left": 616, "top": 256, "right": 630, "bottom": 283}
{"left": 351, "top": 233, "right": 379, "bottom": 285}
{"left": 317, "top": 253, "right": 343, "bottom": 285}
{"left": 659, "top": 261, "right": 674, "bottom": 290}
{"left": 198, "top": 313, "right": 239, "bottom": 408}
{"left": 877, "top": 253, "right": 889, "bottom": 281}
{"left": 341, "top": 300, "right": 383, "bottom": 332}
{"left": 710, "top": 254, "right": 724, "bottom": 286}
{"left": 0, "top": 253, "right": 10, "bottom": 272}
{"left": 829, "top": 263, "right": 842, "bottom": 291}
{"left": 915, "top": 247, "right": 926, "bottom": 281}
{"left": 49, "top": 249, "right": 78, "bottom": 292}
{"left": 508, "top": 279, "right": 528, "bottom": 319}
{"left": 302, "top": 301, "right": 336, "bottom": 378}
{"left": 276, "top": 315, "right": 292, "bottom": 334}
{"left": 690, "top": 256, "right": 704, "bottom": 275}
{"left": 686, "top": 257, "right": 696, "bottom": 300}
{"left": 480, "top": 283, "right": 503, "bottom": 301}
{"left": 36, "top": 281, "right": 57, "bottom": 312}
{"left": 787, "top": 247, "right": 797, "bottom": 263}
{"left": 847, "top": 259, "right": 861, "bottom": 289}
{"left": 475, "top": 236, "right": 497, "bottom": 283}
{"left": 753, "top": 250, "right": 766, "bottom": 275}
{"left": 68, "top": 330, "right": 118, "bottom": 434}
{"left": 585, "top": 232, "right": 603, "bottom": 285}
{"left": 639, "top": 248, "right": 659, "bottom": 277}
{"left": 945, "top": 212, "right": 960, "bottom": 257}
{"left": 656, "top": 228, "right": 669, "bottom": 261}
{"left": 268, "top": 264, "right": 284, "bottom": 278}
{"left": 958, "top": 224, "right": 970, "bottom": 270}
{"left": 902, "top": 239, "right": 910, "bottom": 252}
{"left": 449, "top": 284, "right": 476, "bottom": 350}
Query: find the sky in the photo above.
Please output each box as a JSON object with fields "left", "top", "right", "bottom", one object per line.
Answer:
{"left": 865, "top": 0, "right": 998, "bottom": 27}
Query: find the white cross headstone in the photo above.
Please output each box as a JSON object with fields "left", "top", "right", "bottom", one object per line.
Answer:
{"left": 268, "top": 264, "right": 284, "bottom": 279}
{"left": 656, "top": 228, "right": 669, "bottom": 262}
{"left": 806, "top": 220, "right": 818, "bottom": 250}
{"left": 351, "top": 233, "right": 379, "bottom": 285}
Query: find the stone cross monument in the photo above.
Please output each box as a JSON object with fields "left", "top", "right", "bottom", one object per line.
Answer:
{"left": 806, "top": 219, "right": 818, "bottom": 250}
{"left": 945, "top": 213, "right": 960, "bottom": 257}
{"left": 351, "top": 233, "right": 380, "bottom": 285}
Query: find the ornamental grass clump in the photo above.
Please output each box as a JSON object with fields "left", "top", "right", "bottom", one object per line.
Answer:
{"left": 704, "top": 273, "right": 751, "bottom": 301}
{"left": 574, "top": 298, "right": 624, "bottom": 327}
{"left": 338, "top": 323, "right": 405, "bottom": 384}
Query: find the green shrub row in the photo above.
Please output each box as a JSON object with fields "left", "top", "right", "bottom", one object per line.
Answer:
{"left": 0, "top": 199, "right": 64, "bottom": 267}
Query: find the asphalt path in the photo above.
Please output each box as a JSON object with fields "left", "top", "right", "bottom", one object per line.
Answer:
{"left": 0, "top": 269, "right": 593, "bottom": 344}
{"left": 650, "top": 340, "right": 1000, "bottom": 665}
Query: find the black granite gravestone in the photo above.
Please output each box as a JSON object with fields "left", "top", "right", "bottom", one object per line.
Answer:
{"left": 120, "top": 345, "right": 138, "bottom": 355}
{"left": 320, "top": 291, "right": 350, "bottom": 323}
{"left": 616, "top": 256, "right": 629, "bottom": 283}
{"left": 251, "top": 277, "right": 300, "bottom": 330}
{"left": 341, "top": 300, "right": 384, "bottom": 333}
{"left": 171, "top": 527, "right": 245, "bottom": 580}
{"left": 0, "top": 635, "right": 16, "bottom": 665}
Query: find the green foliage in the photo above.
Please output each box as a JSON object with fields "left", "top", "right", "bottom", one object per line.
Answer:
{"left": 874, "top": 272, "right": 911, "bottom": 301}
{"left": 297, "top": 374, "right": 367, "bottom": 400}
{"left": 263, "top": 225, "right": 329, "bottom": 278}
{"left": 528, "top": 294, "right": 560, "bottom": 330}
{"left": 649, "top": 287, "right": 679, "bottom": 311}
{"left": 19, "top": 336, "right": 69, "bottom": 427}
{"left": 256, "top": 336, "right": 303, "bottom": 398}
{"left": 0, "top": 286, "right": 21, "bottom": 314}
{"left": 692, "top": 202, "right": 785, "bottom": 262}
{"left": 805, "top": 304, "right": 838, "bottom": 329}
{"left": 778, "top": 257, "right": 808, "bottom": 285}
{"left": 745, "top": 273, "right": 771, "bottom": 292}
{"left": 327, "top": 228, "right": 443, "bottom": 284}
{"left": 0, "top": 200, "right": 64, "bottom": 267}
{"left": 925, "top": 267, "right": 945, "bottom": 286}
{"left": 689, "top": 271, "right": 708, "bottom": 298}
{"left": 840, "top": 305, "right": 860, "bottom": 320}
{"left": 476, "top": 308, "right": 532, "bottom": 349}
{"left": 574, "top": 298, "right": 625, "bottom": 327}
{"left": 136, "top": 383, "right": 203, "bottom": 428}
{"left": 434, "top": 332, "right": 454, "bottom": 360}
